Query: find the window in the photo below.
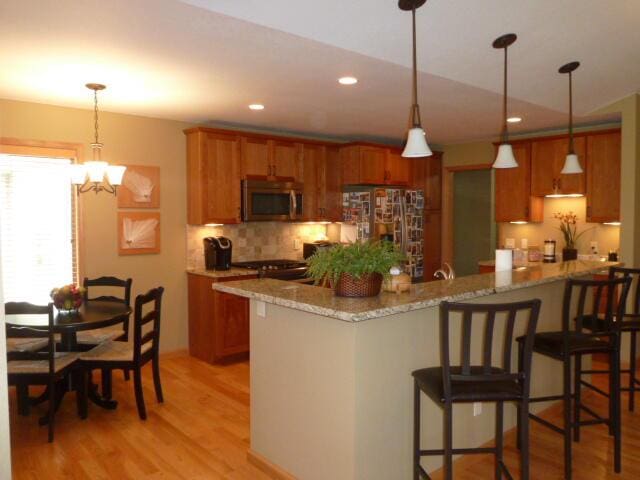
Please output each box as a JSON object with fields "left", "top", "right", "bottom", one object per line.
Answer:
{"left": 0, "top": 154, "right": 77, "bottom": 303}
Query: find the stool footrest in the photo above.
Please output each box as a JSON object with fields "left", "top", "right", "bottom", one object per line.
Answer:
{"left": 581, "top": 369, "right": 610, "bottom": 375}
{"left": 529, "top": 412, "right": 565, "bottom": 435}
{"left": 420, "top": 447, "right": 496, "bottom": 456}
{"left": 499, "top": 460, "right": 515, "bottom": 480}
{"left": 579, "top": 403, "right": 606, "bottom": 422}
{"left": 529, "top": 394, "right": 566, "bottom": 403}
{"left": 416, "top": 464, "right": 431, "bottom": 479}
{"left": 578, "top": 418, "right": 609, "bottom": 427}
{"left": 580, "top": 379, "right": 610, "bottom": 398}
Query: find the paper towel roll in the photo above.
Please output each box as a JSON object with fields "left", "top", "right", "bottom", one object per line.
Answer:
{"left": 495, "top": 249, "right": 513, "bottom": 272}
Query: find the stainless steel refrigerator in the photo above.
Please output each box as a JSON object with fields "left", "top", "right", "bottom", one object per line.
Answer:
{"left": 342, "top": 186, "right": 425, "bottom": 280}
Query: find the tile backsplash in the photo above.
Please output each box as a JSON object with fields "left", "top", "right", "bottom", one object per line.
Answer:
{"left": 187, "top": 222, "right": 329, "bottom": 269}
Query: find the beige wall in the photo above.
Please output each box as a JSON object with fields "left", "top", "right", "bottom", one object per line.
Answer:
{"left": 0, "top": 98, "right": 190, "bottom": 352}
{"left": 0, "top": 258, "right": 12, "bottom": 477}
{"left": 442, "top": 140, "right": 495, "bottom": 168}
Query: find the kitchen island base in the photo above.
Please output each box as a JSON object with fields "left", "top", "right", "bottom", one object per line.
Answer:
{"left": 248, "top": 281, "right": 577, "bottom": 479}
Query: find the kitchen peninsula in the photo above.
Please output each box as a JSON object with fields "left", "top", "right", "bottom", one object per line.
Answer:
{"left": 215, "top": 260, "right": 616, "bottom": 480}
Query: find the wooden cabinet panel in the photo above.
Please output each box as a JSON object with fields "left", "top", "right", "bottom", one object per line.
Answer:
{"left": 302, "top": 144, "right": 322, "bottom": 220}
{"left": 359, "top": 146, "right": 386, "bottom": 184}
{"left": 425, "top": 153, "right": 442, "bottom": 210}
{"left": 187, "top": 273, "right": 256, "bottom": 364}
{"left": 586, "top": 132, "right": 621, "bottom": 223}
{"left": 214, "top": 290, "right": 250, "bottom": 358}
{"left": 495, "top": 143, "right": 543, "bottom": 223}
{"left": 341, "top": 146, "right": 361, "bottom": 185}
{"left": 272, "top": 141, "right": 300, "bottom": 180}
{"left": 423, "top": 210, "right": 442, "bottom": 282}
{"left": 531, "top": 136, "right": 586, "bottom": 196}
{"left": 241, "top": 136, "right": 270, "bottom": 179}
{"left": 322, "top": 146, "right": 343, "bottom": 222}
{"left": 386, "top": 150, "right": 410, "bottom": 185}
{"left": 186, "top": 130, "right": 241, "bottom": 225}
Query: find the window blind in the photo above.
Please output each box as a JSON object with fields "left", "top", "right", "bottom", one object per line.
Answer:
{"left": 0, "top": 154, "right": 77, "bottom": 303}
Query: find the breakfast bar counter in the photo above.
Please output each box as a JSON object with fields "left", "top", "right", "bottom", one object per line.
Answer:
{"left": 214, "top": 260, "right": 615, "bottom": 480}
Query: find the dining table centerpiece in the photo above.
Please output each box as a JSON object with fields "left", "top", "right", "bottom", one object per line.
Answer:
{"left": 50, "top": 284, "right": 86, "bottom": 313}
{"left": 306, "top": 240, "right": 405, "bottom": 297}
{"left": 553, "top": 211, "right": 592, "bottom": 261}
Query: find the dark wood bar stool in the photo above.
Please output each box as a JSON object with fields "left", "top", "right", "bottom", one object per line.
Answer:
{"left": 580, "top": 266, "right": 640, "bottom": 411}
{"left": 517, "top": 275, "right": 632, "bottom": 479}
{"left": 413, "top": 299, "right": 541, "bottom": 480}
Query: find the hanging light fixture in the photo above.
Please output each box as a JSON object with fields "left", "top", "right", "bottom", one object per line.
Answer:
{"left": 399, "top": 0, "right": 432, "bottom": 158}
{"left": 70, "top": 83, "right": 126, "bottom": 195}
{"left": 559, "top": 61, "right": 583, "bottom": 174}
{"left": 492, "top": 33, "right": 518, "bottom": 169}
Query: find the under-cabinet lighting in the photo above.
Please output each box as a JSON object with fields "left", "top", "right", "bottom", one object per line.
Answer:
{"left": 507, "top": 117, "right": 522, "bottom": 123}
{"left": 248, "top": 104, "right": 265, "bottom": 111}
{"left": 545, "top": 193, "right": 584, "bottom": 198}
{"left": 510, "top": 221, "right": 528, "bottom": 224}
{"left": 205, "top": 223, "right": 223, "bottom": 227}
{"left": 603, "top": 222, "right": 621, "bottom": 226}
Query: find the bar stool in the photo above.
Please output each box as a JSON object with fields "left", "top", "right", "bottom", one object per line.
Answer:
{"left": 580, "top": 266, "right": 640, "bottom": 411}
{"left": 517, "top": 275, "right": 632, "bottom": 480}
{"left": 413, "top": 299, "right": 541, "bottom": 480}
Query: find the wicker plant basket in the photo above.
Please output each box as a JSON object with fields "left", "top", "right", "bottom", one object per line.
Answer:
{"left": 333, "top": 273, "right": 383, "bottom": 298}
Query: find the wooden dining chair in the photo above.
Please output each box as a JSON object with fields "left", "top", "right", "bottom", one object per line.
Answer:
{"left": 76, "top": 276, "right": 132, "bottom": 345}
{"left": 5, "top": 302, "right": 81, "bottom": 442}
{"left": 79, "top": 287, "right": 164, "bottom": 420}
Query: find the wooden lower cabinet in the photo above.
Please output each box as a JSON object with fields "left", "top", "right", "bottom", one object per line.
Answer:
{"left": 423, "top": 210, "right": 442, "bottom": 282}
{"left": 188, "top": 273, "right": 255, "bottom": 363}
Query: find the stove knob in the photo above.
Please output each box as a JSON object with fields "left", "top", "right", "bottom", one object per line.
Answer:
{"left": 261, "top": 266, "right": 268, "bottom": 271}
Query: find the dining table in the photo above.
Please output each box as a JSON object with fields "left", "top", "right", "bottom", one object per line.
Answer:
{"left": 5, "top": 301, "right": 132, "bottom": 416}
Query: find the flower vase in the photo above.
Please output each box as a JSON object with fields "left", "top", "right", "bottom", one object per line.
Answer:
{"left": 562, "top": 248, "right": 578, "bottom": 261}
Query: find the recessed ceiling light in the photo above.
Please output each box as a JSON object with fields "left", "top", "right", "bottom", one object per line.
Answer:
{"left": 338, "top": 76, "right": 358, "bottom": 85}
{"left": 248, "top": 104, "right": 265, "bottom": 111}
{"left": 507, "top": 116, "right": 522, "bottom": 123}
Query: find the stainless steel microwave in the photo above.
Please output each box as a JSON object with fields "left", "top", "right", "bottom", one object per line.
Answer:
{"left": 242, "top": 180, "right": 304, "bottom": 222}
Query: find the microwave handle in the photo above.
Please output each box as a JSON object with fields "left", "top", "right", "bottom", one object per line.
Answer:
{"left": 289, "top": 190, "right": 297, "bottom": 220}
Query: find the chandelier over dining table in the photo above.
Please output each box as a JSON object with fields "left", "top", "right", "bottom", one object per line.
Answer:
{"left": 69, "top": 83, "right": 126, "bottom": 195}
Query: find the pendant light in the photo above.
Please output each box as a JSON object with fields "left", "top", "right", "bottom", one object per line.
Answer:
{"left": 70, "top": 83, "right": 126, "bottom": 195}
{"left": 399, "top": 0, "right": 432, "bottom": 158}
{"left": 559, "top": 61, "right": 583, "bottom": 174}
{"left": 492, "top": 33, "right": 518, "bottom": 169}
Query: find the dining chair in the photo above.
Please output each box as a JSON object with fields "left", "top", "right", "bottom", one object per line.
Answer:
{"left": 79, "top": 287, "right": 164, "bottom": 420}
{"left": 76, "top": 276, "right": 132, "bottom": 345}
{"left": 5, "top": 302, "right": 81, "bottom": 442}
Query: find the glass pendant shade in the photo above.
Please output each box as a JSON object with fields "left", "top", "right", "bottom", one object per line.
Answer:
{"left": 493, "top": 144, "right": 518, "bottom": 169}
{"left": 106, "top": 165, "right": 127, "bottom": 186}
{"left": 402, "top": 127, "right": 432, "bottom": 158}
{"left": 69, "top": 164, "right": 88, "bottom": 185}
{"left": 560, "top": 153, "right": 583, "bottom": 174}
{"left": 85, "top": 161, "right": 107, "bottom": 183}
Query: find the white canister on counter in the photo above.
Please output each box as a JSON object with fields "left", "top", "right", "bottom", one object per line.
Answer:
{"left": 495, "top": 249, "right": 513, "bottom": 272}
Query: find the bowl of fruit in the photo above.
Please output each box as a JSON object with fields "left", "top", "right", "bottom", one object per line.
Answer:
{"left": 50, "top": 284, "right": 86, "bottom": 313}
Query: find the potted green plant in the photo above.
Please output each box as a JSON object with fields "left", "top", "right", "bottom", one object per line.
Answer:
{"left": 306, "top": 241, "right": 405, "bottom": 297}
{"left": 553, "top": 211, "right": 593, "bottom": 261}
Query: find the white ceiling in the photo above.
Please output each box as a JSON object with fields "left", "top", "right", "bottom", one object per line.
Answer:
{"left": 1, "top": 0, "right": 636, "bottom": 144}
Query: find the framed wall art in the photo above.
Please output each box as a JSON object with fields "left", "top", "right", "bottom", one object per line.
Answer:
{"left": 117, "top": 165, "right": 160, "bottom": 208}
{"left": 118, "top": 211, "right": 161, "bottom": 255}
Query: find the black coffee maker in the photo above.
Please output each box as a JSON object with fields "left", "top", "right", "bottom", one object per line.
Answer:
{"left": 203, "top": 237, "right": 232, "bottom": 271}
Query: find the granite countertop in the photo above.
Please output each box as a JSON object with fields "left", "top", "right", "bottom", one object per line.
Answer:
{"left": 213, "top": 260, "right": 617, "bottom": 322}
{"left": 187, "top": 267, "right": 258, "bottom": 279}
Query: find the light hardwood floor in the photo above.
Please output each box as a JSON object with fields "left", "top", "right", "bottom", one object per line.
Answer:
{"left": 9, "top": 354, "right": 640, "bottom": 479}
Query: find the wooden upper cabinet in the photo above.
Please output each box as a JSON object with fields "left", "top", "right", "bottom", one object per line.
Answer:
{"left": 386, "top": 150, "right": 410, "bottom": 185}
{"left": 359, "top": 146, "right": 387, "bottom": 184}
{"left": 272, "top": 140, "right": 300, "bottom": 180}
{"left": 586, "top": 132, "right": 621, "bottom": 223}
{"left": 320, "top": 146, "right": 343, "bottom": 222}
{"left": 495, "top": 143, "right": 543, "bottom": 223}
{"left": 241, "top": 136, "right": 270, "bottom": 179}
{"left": 302, "top": 144, "right": 322, "bottom": 220}
{"left": 186, "top": 130, "right": 241, "bottom": 225}
{"left": 240, "top": 137, "right": 301, "bottom": 181}
{"left": 341, "top": 145, "right": 361, "bottom": 185}
{"left": 531, "top": 136, "right": 586, "bottom": 196}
